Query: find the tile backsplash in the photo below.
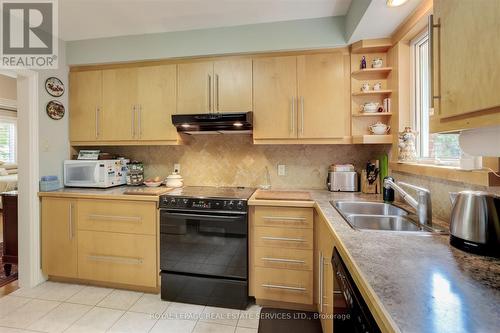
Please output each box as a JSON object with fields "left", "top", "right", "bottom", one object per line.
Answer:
{"left": 392, "top": 171, "right": 500, "bottom": 223}
{"left": 103, "top": 135, "right": 390, "bottom": 190}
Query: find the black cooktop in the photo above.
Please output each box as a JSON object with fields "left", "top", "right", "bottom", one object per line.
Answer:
{"left": 162, "top": 186, "right": 255, "bottom": 200}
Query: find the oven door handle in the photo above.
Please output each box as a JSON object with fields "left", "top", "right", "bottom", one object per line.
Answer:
{"left": 163, "top": 212, "right": 244, "bottom": 220}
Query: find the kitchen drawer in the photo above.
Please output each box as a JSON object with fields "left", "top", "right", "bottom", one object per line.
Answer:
{"left": 254, "top": 267, "right": 313, "bottom": 305}
{"left": 254, "top": 226, "right": 313, "bottom": 250}
{"left": 254, "top": 207, "right": 313, "bottom": 229}
{"left": 78, "top": 230, "right": 157, "bottom": 287}
{"left": 254, "top": 246, "right": 312, "bottom": 271}
{"left": 78, "top": 199, "right": 156, "bottom": 235}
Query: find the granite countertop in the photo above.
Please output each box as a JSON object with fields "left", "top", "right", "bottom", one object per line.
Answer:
{"left": 38, "top": 185, "right": 169, "bottom": 202}
{"left": 250, "top": 189, "right": 500, "bottom": 333}
{"left": 308, "top": 190, "right": 500, "bottom": 333}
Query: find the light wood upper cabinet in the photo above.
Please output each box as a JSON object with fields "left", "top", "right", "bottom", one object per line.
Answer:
{"left": 253, "top": 56, "right": 298, "bottom": 139}
{"left": 69, "top": 71, "right": 102, "bottom": 142}
{"left": 101, "top": 68, "right": 138, "bottom": 141}
{"left": 137, "top": 65, "right": 178, "bottom": 141}
{"left": 297, "top": 53, "right": 350, "bottom": 139}
{"left": 177, "top": 61, "right": 213, "bottom": 114}
{"left": 41, "top": 197, "right": 78, "bottom": 278}
{"left": 213, "top": 59, "right": 253, "bottom": 112}
{"left": 431, "top": 0, "right": 500, "bottom": 132}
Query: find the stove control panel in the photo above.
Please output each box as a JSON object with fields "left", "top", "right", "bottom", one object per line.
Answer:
{"left": 160, "top": 196, "right": 247, "bottom": 212}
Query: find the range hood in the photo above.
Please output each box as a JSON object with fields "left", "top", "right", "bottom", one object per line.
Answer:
{"left": 172, "top": 112, "right": 253, "bottom": 134}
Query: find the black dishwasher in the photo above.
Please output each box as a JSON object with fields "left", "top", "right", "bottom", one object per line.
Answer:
{"left": 332, "top": 248, "right": 381, "bottom": 333}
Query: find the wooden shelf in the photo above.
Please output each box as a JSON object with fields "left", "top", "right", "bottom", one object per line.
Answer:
{"left": 352, "top": 113, "right": 392, "bottom": 117}
{"left": 351, "top": 67, "right": 392, "bottom": 76}
{"left": 352, "top": 135, "right": 392, "bottom": 144}
{"left": 352, "top": 90, "right": 392, "bottom": 96}
{"left": 351, "top": 39, "right": 392, "bottom": 54}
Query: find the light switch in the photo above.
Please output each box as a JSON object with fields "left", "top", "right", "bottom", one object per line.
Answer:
{"left": 277, "top": 164, "right": 286, "bottom": 176}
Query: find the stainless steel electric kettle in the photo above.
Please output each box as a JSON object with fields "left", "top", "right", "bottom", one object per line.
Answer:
{"left": 449, "top": 191, "right": 500, "bottom": 257}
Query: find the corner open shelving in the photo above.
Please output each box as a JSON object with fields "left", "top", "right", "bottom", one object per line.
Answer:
{"left": 350, "top": 39, "right": 394, "bottom": 145}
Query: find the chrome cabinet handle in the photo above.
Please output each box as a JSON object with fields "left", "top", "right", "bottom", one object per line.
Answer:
{"left": 208, "top": 74, "right": 212, "bottom": 112}
{"left": 88, "top": 214, "right": 142, "bottom": 223}
{"left": 261, "top": 236, "right": 305, "bottom": 242}
{"left": 261, "top": 284, "right": 306, "bottom": 292}
{"left": 138, "top": 105, "right": 142, "bottom": 138}
{"left": 216, "top": 74, "right": 220, "bottom": 111}
{"left": 131, "top": 105, "right": 136, "bottom": 138}
{"left": 88, "top": 254, "right": 143, "bottom": 265}
{"left": 261, "top": 257, "right": 306, "bottom": 264}
{"left": 68, "top": 202, "right": 74, "bottom": 240}
{"left": 290, "top": 97, "right": 295, "bottom": 134}
{"left": 262, "top": 216, "right": 306, "bottom": 222}
{"left": 300, "top": 96, "right": 304, "bottom": 135}
{"left": 95, "top": 107, "right": 100, "bottom": 139}
{"left": 428, "top": 14, "right": 441, "bottom": 112}
{"left": 319, "top": 252, "right": 324, "bottom": 311}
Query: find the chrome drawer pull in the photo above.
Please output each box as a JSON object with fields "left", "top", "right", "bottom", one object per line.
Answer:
{"left": 262, "top": 216, "right": 306, "bottom": 222}
{"left": 261, "top": 284, "right": 306, "bottom": 291}
{"left": 261, "top": 257, "right": 305, "bottom": 264}
{"left": 88, "top": 214, "right": 142, "bottom": 223}
{"left": 261, "top": 236, "right": 305, "bottom": 242}
{"left": 88, "top": 254, "right": 143, "bottom": 265}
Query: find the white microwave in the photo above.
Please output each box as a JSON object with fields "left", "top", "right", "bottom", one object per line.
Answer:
{"left": 64, "top": 160, "right": 127, "bottom": 188}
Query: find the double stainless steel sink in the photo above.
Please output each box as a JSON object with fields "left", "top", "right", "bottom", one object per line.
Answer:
{"left": 331, "top": 200, "right": 443, "bottom": 233}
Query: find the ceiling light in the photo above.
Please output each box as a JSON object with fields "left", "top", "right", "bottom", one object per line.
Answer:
{"left": 181, "top": 124, "right": 190, "bottom": 128}
{"left": 387, "top": 0, "right": 409, "bottom": 7}
{"left": 233, "top": 122, "right": 243, "bottom": 127}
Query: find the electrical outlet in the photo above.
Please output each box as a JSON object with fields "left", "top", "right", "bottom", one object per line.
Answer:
{"left": 174, "top": 163, "right": 181, "bottom": 173}
{"left": 277, "top": 164, "right": 286, "bottom": 176}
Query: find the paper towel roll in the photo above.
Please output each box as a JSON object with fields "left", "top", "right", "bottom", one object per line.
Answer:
{"left": 459, "top": 126, "right": 500, "bottom": 157}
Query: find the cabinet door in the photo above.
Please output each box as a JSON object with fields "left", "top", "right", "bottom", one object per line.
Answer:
{"left": 436, "top": 0, "right": 500, "bottom": 119}
{"left": 253, "top": 56, "right": 297, "bottom": 139}
{"left": 297, "top": 53, "right": 350, "bottom": 139}
{"left": 177, "top": 61, "right": 213, "bottom": 114}
{"left": 137, "top": 65, "right": 178, "bottom": 141}
{"left": 41, "top": 198, "right": 77, "bottom": 278}
{"left": 101, "top": 68, "right": 138, "bottom": 141}
{"left": 69, "top": 71, "right": 102, "bottom": 142}
{"left": 213, "top": 59, "right": 253, "bottom": 112}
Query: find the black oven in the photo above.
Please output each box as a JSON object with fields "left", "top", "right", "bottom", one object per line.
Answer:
{"left": 159, "top": 197, "right": 249, "bottom": 310}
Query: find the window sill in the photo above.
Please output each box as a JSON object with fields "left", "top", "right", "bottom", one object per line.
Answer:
{"left": 389, "top": 161, "right": 500, "bottom": 187}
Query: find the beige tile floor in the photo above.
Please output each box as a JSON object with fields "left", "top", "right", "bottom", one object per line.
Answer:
{"left": 0, "top": 281, "right": 261, "bottom": 333}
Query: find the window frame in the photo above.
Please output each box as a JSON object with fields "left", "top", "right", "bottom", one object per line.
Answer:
{"left": 410, "top": 30, "right": 461, "bottom": 166}
{"left": 0, "top": 113, "right": 18, "bottom": 164}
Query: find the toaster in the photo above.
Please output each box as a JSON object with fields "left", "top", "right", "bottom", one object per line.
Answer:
{"left": 327, "top": 171, "right": 358, "bottom": 192}
{"left": 449, "top": 191, "right": 500, "bottom": 257}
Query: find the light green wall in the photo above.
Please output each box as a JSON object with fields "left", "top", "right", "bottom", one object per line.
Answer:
{"left": 66, "top": 16, "right": 347, "bottom": 65}
{"left": 344, "top": 0, "right": 372, "bottom": 42}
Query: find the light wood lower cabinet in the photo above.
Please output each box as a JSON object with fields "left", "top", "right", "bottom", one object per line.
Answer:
{"left": 254, "top": 267, "right": 313, "bottom": 305}
{"left": 78, "top": 200, "right": 156, "bottom": 235}
{"left": 41, "top": 197, "right": 158, "bottom": 289}
{"left": 251, "top": 206, "right": 314, "bottom": 306}
{"left": 78, "top": 230, "right": 157, "bottom": 288}
{"left": 315, "top": 210, "right": 335, "bottom": 333}
{"left": 41, "top": 197, "right": 78, "bottom": 278}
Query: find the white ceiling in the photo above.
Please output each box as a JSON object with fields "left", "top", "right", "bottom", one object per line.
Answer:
{"left": 59, "top": 0, "right": 352, "bottom": 41}
{"left": 347, "top": 0, "right": 422, "bottom": 43}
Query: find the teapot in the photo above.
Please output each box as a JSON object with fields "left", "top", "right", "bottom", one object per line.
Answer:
{"left": 165, "top": 172, "right": 184, "bottom": 188}
{"left": 361, "top": 102, "right": 379, "bottom": 113}
{"left": 369, "top": 122, "right": 390, "bottom": 135}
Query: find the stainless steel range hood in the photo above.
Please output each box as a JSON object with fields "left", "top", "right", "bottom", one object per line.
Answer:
{"left": 171, "top": 112, "right": 253, "bottom": 134}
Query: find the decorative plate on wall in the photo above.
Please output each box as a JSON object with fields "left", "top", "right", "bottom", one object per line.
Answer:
{"left": 46, "top": 100, "right": 65, "bottom": 120}
{"left": 45, "top": 77, "right": 64, "bottom": 97}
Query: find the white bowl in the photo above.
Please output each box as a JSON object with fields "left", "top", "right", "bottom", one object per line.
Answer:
{"left": 363, "top": 105, "right": 378, "bottom": 113}
{"left": 144, "top": 181, "right": 163, "bottom": 187}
